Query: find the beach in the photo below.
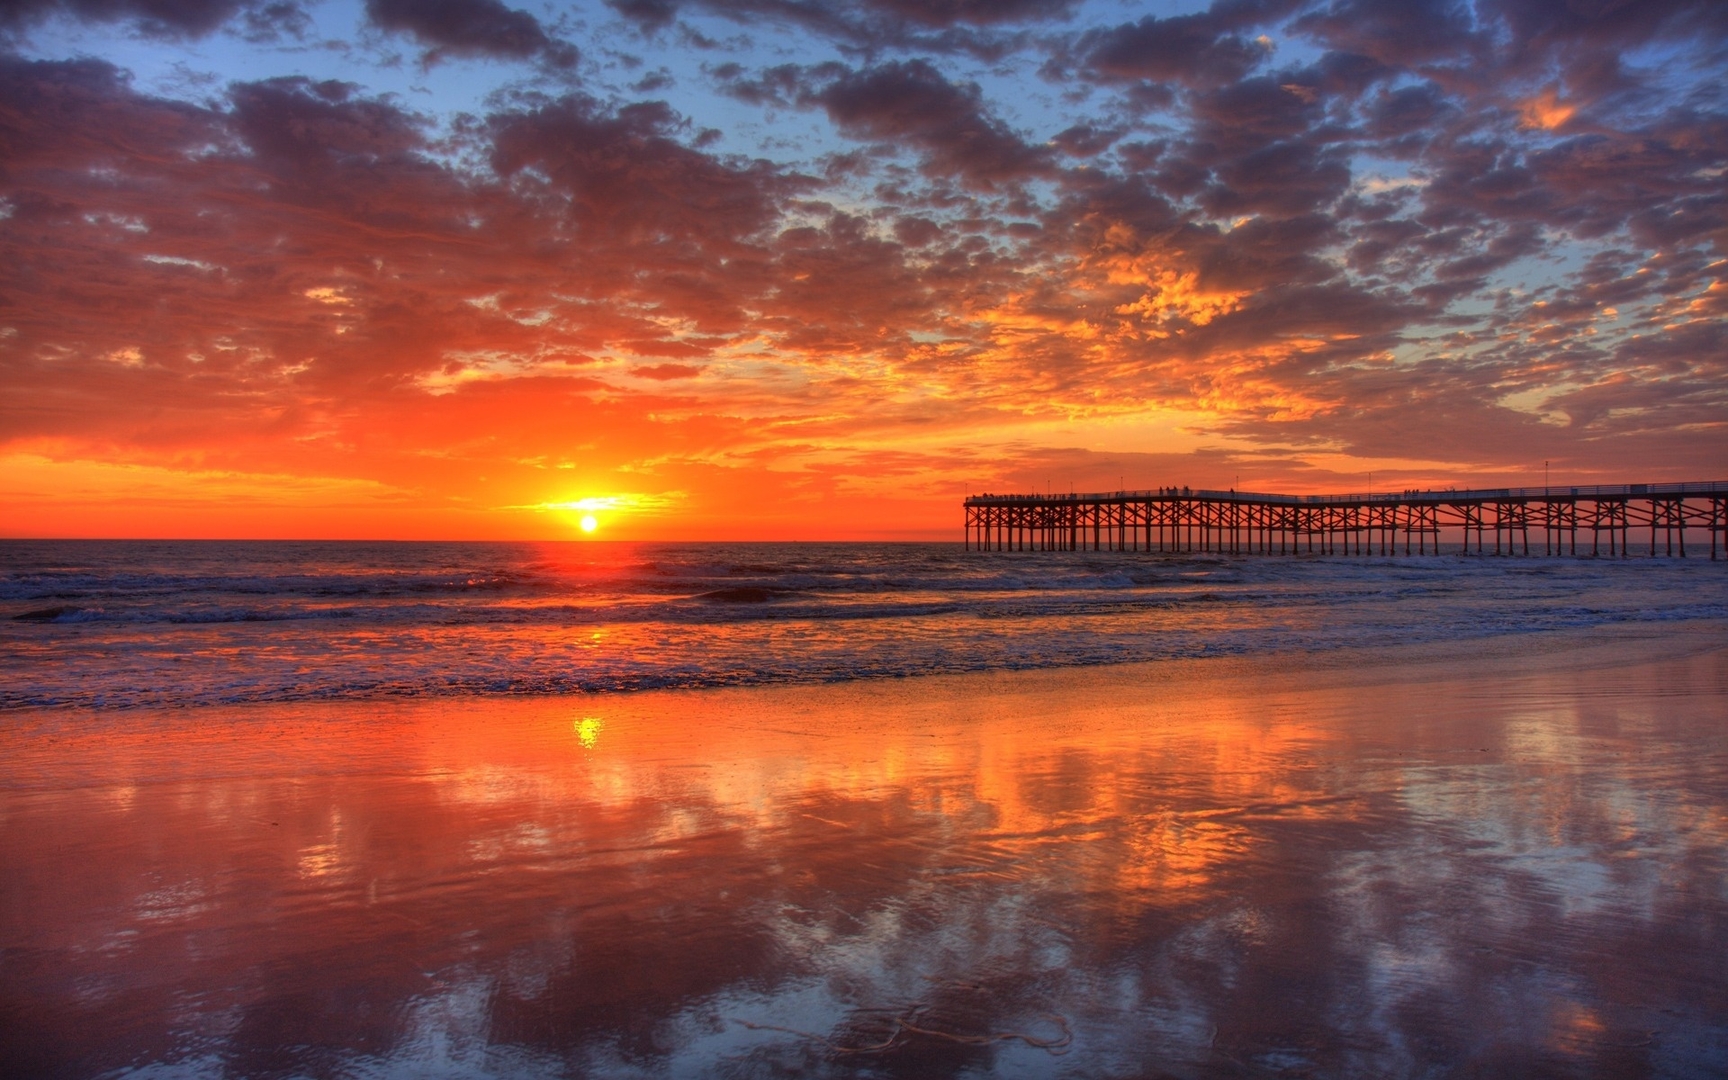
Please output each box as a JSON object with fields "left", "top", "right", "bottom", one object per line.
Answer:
{"left": 9, "top": 0, "right": 1728, "bottom": 1073}
{"left": 4, "top": 621, "right": 1726, "bottom": 1078}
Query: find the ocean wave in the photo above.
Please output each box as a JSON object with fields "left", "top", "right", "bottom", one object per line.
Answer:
{"left": 3, "top": 540, "right": 1724, "bottom": 710}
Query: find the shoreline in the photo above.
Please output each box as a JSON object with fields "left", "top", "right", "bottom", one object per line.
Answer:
{"left": 4, "top": 615, "right": 1724, "bottom": 728}
{"left": 5, "top": 619, "right": 1724, "bottom": 797}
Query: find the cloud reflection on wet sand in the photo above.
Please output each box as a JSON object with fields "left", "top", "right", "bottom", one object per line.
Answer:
{"left": 3, "top": 628, "right": 1726, "bottom": 1077}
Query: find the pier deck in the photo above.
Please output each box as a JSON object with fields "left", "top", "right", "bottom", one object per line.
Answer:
{"left": 964, "top": 482, "right": 1728, "bottom": 558}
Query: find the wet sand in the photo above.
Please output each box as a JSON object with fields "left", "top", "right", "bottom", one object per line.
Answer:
{"left": 3, "top": 623, "right": 1726, "bottom": 1078}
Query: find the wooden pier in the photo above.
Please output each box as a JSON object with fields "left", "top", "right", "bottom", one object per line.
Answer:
{"left": 964, "top": 482, "right": 1728, "bottom": 558}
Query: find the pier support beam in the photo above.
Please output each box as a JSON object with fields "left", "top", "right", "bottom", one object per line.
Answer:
{"left": 963, "top": 484, "right": 1726, "bottom": 559}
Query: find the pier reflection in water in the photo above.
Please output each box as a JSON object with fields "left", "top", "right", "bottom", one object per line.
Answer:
{"left": 4, "top": 639, "right": 1726, "bottom": 1078}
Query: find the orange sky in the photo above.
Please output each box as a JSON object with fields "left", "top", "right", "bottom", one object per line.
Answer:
{"left": 1, "top": 0, "right": 1724, "bottom": 539}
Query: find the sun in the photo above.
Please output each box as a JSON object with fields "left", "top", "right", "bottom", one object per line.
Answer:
{"left": 579, "top": 514, "right": 598, "bottom": 533}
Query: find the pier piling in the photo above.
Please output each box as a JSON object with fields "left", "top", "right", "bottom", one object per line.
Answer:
{"left": 964, "top": 483, "right": 1728, "bottom": 558}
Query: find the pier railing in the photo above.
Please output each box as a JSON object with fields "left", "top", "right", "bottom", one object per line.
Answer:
{"left": 963, "top": 482, "right": 1728, "bottom": 558}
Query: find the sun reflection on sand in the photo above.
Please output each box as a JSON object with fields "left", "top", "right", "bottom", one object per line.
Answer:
{"left": 575, "top": 716, "right": 603, "bottom": 749}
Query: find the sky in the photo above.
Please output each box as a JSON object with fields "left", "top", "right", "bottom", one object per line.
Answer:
{"left": 0, "top": 0, "right": 1724, "bottom": 540}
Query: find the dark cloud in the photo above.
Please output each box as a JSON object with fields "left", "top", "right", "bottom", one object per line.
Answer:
{"left": 0, "top": 55, "right": 212, "bottom": 180}
{"left": 711, "top": 61, "right": 811, "bottom": 107}
{"left": 236, "top": 1, "right": 309, "bottom": 40}
{"left": 893, "top": 215, "right": 942, "bottom": 246}
{"left": 1365, "top": 83, "right": 1458, "bottom": 140}
{"left": 1192, "top": 214, "right": 1343, "bottom": 292}
{"left": 227, "top": 77, "right": 430, "bottom": 184}
{"left": 607, "top": 0, "right": 1071, "bottom": 58}
{"left": 1201, "top": 140, "right": 1353, "bottom": 218}
{"left": 487, "top": 97, "right": 792, "bottom": 263}
{"left": 1138, "top": 70, "right": 1351, "bottom": 219}
{"left": 1187, "top": 75, "right": 1326, "bottom": 153}
{"left": 809, "top": 60, "right": 1057, "bottom": 189}
{"left": 1409, "top": 111, "right": 1728, "bottom": 255}
{"left": 610, "top": 0, "right": 1076, "bottom": 31}
{"left": 1049, "top": 123, "right": 1120, "bottom": 157}
{"left": 1292, "top": 0, "right": 1480, "bottom": 66}
{"left": 0, "top": 0, "right": 278, "bottom": 39}
{"left": 1345, "top": 217, "right": 1428, "bottom": 277}
{"left": 630, "top": 363, "right": 702, "bottom": 378}
{"left": 1076, "top": 11, "right": 1274, "bottom": 88}
{"left": 1482, "top": 0, "right": 1728, "bottom": 54}
{"left": 1050, "top": 172, "right": 1183, "bottom": 246}
{"left": 364, "top": 0, "right": 576, "bottom": 67}
{"left": 607, "top": 0, "right": 679, "bottom": 31}
{"left": 858, "top": 0, "right": 1077, "bottom": 26}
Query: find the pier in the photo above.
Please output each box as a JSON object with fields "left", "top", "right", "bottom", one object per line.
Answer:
{"left": 964, "top": 482, "right": 1728, "bottom": 558}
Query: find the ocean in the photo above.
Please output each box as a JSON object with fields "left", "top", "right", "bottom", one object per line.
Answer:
{"left": 7, "top": 541, "right": 1728, "bottom": 1077}
{"left": 3, "top": 539, "right": 1726, "bottom": 710}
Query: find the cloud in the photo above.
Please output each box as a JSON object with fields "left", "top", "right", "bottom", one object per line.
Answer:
{"left": 630, "top": 363, "right": 703, "bottom": 380}
{"left": 711, "top": 61, "right": 807, "bottom": 107}
{"left": 0, "top": 0, "right": 306, "bottom": 40}
{"left": 607, "top": 0, "right": 680, "bottom": 32}
{"left": 3, "top": 0, "right": 1727, "bottom": 536}
{"left": 1074, "top": 9, "right": 1281, "bottom": 89}
{"left": 1049, "top": 123, "right": 1120, "bottom": 157}
{"left": 1482, "top": 0, "right": 1728, "bottom": 55}
{"left": 610, "top": 0, "right": 1078, "bottom": 30}
{"left": 486, "top": 95, "right": 797, "bottom": 277}
{"left": 363, "top": 0, "right": 576, "bottom": 67}
{"left": 606, "top": 0, "right": 1073, "bottom": 59}
{"left": 808, "top": 60, "right": 1058, "bottom": 189}
{"left": 1200, "top": 140, "right": 1353, "bottom": 218}
{"left": 857, "top": 0, "right": 1077, "bottom": 26}
{"left": 1292, "top": 0, "right": 1481, "bottom": 66}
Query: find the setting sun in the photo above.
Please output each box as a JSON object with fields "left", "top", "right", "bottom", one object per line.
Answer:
{"left": 579, "top": 515, "right": 598, "bottom": 534}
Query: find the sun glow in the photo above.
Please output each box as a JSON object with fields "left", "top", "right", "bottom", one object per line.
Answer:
{"left": 522, "top": 494, "right": 679, "bottom": 515}
{"left": 508, "top": 492, "right": 684, "bottom": 535}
